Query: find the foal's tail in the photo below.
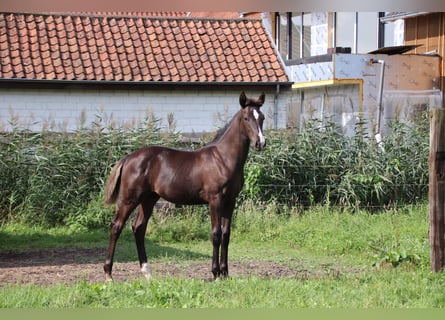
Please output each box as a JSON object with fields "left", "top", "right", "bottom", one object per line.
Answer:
{"left": 104, "top": 158, "right": 126, "bottom": 206}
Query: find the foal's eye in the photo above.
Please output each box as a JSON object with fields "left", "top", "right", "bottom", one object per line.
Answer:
{"left": 244, "top": 117, "right": 248, "bottom": 121}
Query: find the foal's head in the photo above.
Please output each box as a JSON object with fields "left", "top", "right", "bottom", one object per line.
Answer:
{"left": 239, "top": 92, "right": 266, "bottom": 151}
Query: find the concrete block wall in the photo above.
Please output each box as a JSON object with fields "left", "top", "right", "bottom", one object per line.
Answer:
{"left": 0, "top": 88, "right": 291, "bottom": 134}
{"left": 290, "top": 83, "right": 364, "bottom": 135}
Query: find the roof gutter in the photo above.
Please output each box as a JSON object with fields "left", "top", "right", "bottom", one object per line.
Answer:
{"left": 273, "top": 84, "right": 280, "bottom": 129}
{"left": 380, "top": 12, "right": 429, "bottom": 23}
{"left": 0, "top": 78, "right": 293, "bottom": 87}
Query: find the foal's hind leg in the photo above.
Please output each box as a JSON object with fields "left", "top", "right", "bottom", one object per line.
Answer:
{"left": 104, "top": 202, "right": 137, "bottom": 281}
{"left": 219, "top": 199, "right": 235, "bottom": 278}
{"left": 132, "top": 195, "right": 159, "bottom": 279}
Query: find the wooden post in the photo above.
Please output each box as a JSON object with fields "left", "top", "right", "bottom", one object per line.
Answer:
{"left": 429, "top": 107, "right": 445, "bottom": 272}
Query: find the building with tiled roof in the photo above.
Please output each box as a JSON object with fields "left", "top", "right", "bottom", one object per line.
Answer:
{"left": 0, "top": 12, "right": 288, "bottom": 83}
{"left": 0, "top": 12, "right": 292, "bottom": 133}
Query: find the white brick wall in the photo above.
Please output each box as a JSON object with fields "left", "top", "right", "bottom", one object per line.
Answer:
{"left": 0, "top": 88, "right": 290, "bottom": 133}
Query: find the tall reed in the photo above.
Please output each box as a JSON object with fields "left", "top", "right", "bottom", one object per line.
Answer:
{"left": 243, "top": 113, "right": 429, "bottom": 210}
{"left": 0, "top": 111, "right": 429, "bottom": 227}
{"left": 0, "top": 113, "right": 181, "bottom": 226}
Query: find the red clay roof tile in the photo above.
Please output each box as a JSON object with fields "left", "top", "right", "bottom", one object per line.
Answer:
{"left": 0, "top": 12, "right": 289, "bottom": 83}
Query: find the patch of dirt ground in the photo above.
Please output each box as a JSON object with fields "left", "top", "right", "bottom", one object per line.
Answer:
{"left": 0, "top": 248, "right": 359, "bottom": 286}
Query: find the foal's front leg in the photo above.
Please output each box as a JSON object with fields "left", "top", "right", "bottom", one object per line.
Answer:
{"left": 219, "top": 216, "right": 232, "bottom": 277}
{"left": 209, "top": 201, "right": 222, "bottom": 279}
{"left": 211, "top": 213, "right": 221, "bottom": 279}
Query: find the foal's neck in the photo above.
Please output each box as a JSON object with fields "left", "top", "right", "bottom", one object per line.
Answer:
{"left": 215, "top": 111, "right": 250, "bottom": 167}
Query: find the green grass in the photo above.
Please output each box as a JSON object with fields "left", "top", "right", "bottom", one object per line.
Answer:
{"left": 1, "top": 202, "right": 444, "bottom": 308}
{"left": 2, "top": 273, "right": 444, "bottom": 308}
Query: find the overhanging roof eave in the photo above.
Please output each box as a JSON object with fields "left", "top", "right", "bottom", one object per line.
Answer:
{"left": 0, "top": 78, "right": 293, "bottom": 87}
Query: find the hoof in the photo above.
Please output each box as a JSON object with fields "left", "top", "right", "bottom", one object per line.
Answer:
{"left": 104, "top": 273, "right": 113, "bottom": 282}
{"left": 141, "top": 262, "right": 152, "bottom": 280}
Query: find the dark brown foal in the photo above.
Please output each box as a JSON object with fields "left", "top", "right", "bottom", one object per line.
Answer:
{"left": 103, "top": 92, "right": 266, "bottom": 281}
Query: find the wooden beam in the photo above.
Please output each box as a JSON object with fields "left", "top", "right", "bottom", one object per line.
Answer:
{"left": 429, "top": 107, "right": 445, "bottom": 272}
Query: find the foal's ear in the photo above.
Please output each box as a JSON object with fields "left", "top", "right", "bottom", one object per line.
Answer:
{"left": 257, "top": 92, "right": 265, "bottom": 107}
{"left": 239, "top": 91, "right": 247, "bottom": 108}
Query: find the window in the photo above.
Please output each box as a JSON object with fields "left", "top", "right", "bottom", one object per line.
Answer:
{"left": 357, "top": 12, "right": 379, "bottom": 52}
{"left": 291, "top": 13, "right": 302, "bottom": 59}
{"left": 335, "top": 12, "right": 356, "bottom": 51}
{"left": 276, "top": 12, "right": 328, "bottom": 60}
{"left": 277, "top": 13, "right": 289, "bottom": 59}
{"left": 384, "top": 19, "right": 404, "bottom": 46}
{"left": 308, "top": 13, "right": 329, "bottom": 56}
{"left": 335, "top": 12, "right": 379, "bottom": 53}
{"left": 276, "top": 12, "right": 385, "bottom": 61}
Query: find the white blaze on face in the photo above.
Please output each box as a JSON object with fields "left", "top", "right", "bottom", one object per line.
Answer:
{"left": 253, "top": 109, "right": 266, "bottom": 146}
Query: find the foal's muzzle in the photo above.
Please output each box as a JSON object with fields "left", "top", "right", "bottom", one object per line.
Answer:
{"left": 255, "top": 139, "right": 266, "bottom": 151}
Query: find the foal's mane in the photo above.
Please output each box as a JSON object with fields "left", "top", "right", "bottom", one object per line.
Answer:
{"left": 205, "top": 111, "right": 238, "bottom": 146}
